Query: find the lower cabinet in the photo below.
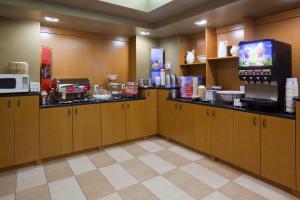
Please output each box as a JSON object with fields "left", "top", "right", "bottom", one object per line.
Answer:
{"left": 0, "top": 97, "right": 14, "bottom": 168}
{"left": 142, "top": 89, "right": 157, "bottom": 136}
{"left": 158, "top": 90, "right": 170, "bottom": 137}
{"left": 211, "top": 107, "right": 234, "bottom": 163}
{"left": 73, "top": 104, "right": 101, "bottom": 151}
{"left": 195, "top": 105, "right": 212, "bottom": 155}
{"left": 15, "top": 96, "right": 39, "bottom": 165}
{"left": 125, "top": 100, "right": 146, "bottom": 140}
{"left": 261, "top": 115, "right": 295, "bottom": 189}
{"left": 233, "top": 111, "right": 260, "bottom": 175}
{"left": 166, "top": 101, "right": 179, "bottom": 141}
{"left": 179, "top": 102, "right": 195, "bottom": 147}
{"left": 297, "top": 102, "right": 300, "bottom": 191}
{"left": 101, "top": 102, "right": 126, "bottom": 145}
{"left": 40, "top": 107, "right": 73, "bottom": 159}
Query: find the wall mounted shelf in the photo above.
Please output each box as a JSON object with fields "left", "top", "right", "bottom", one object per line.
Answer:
{"left": 207, "top": 56, "right": 239, "bottom": 61}
{"left": 180, "top": 63, "right": 206, "bottom": 67}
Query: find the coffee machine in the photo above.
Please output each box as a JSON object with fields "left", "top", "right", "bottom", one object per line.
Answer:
{"left": 239, "top": 39, "right": 291, "bottom": 111}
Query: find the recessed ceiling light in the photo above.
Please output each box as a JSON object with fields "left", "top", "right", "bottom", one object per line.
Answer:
{"left": 194, "top": 20, "right": 207, "bottom": 26}
{"left": 44, "top": 16, "right": 59, "bottom": 22}
{"left": 140, "top": 31, "right": 150, "bottom": 36}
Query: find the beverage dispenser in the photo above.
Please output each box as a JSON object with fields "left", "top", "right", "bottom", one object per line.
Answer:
{"left": 238, "top": 39, "right": 291, "bottom": 110}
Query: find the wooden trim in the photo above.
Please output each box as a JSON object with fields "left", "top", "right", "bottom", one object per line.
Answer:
{"left": 244, "top": 17, "right": 255, "bottom": 41}
{"left": 40, "top": 26, "right": 129, "bottom": 42}
{"left": 129, "top": 36, "right": 137, "bottom": 81}
{"left": 216, "top": 23, "right": 244, "bottom": 35}
{"left": 255, "top": 8, "right": 300, "bottom": 26}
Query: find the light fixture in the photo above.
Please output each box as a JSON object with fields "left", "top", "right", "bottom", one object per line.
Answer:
{"left": 194, "top": 20, "right": 207, "bottom": 26}
{"left": 44, "top": 16, "right": 59, "bottom": 22}
{"left": 140, "top": 31, "right": 150, "bottom": 36}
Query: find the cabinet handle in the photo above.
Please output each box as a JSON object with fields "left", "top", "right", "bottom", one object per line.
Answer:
{"left": 8, "top": 100, "right": 11, "bottom": 108}
{"left": 17, "top": 99, "right": 20, "bottom": 107}
{"left": 68, "top": 109, "right": 71, "bottom": 116}
{"left": 127, "top": 104, "right": 130, "bottom": 109}
{"left": 179, "top": 104, "right": 182, "bottom": 110}
{"left": 75, "top": 108, "right": 78, "bottom": 115}
{"left": 175, "top": 104, "right": 178, "bottom": 110}
{"left": 147, "top": 91, "right": 150, "bottom": 97}
{"left": 212, "top": 110, "right": 216, "bottom": 117}
{"left": 253, "top": 117, "right": 256, "bottom": 126}
{"left": 206, "top": 109, "right": 210, "bottom": 116}
{"left": 122, "top": 104, "right": 125, "bottom": 110}
{"left": 262, "top": 119, "right": 267, "bottom": 128}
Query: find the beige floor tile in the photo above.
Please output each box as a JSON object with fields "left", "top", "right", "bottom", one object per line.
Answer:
{"left": 196, "top": 158, "right": 242, "bottom": 180}
{"left": 149, "top": 137, "right": 175, "bottom": 148}
{"left": 44, "top": 159, "right": 73, "bottom": 183}
{"left": 119, "top": 184, "right": 158, "bottom": 200}
{"left": 0, "top": 170, "right": 16, "bottom": 197}
{"left": 202, "top": 191, "right": 231, "bottom": 200}
{"left": 121, "top": 159, "right": 158, "bottom": 182}
{"left": 122, "top": 143, "right": 149, "bottom": 157}
{"left": 87, "top": 151, "right": 115, "bottom": 168}
{"left": 164, "top": 169, "right": 214, "bottom": 199}
{"left": 219, "top": 182, "right": 267, "bottom": 200}
{"left": 67, "top": 154, "right": 96, "bottom": 175}
{"left": 16, "top": 184, "right": 51, "bottom": 200}
{"left": 76, "top": 170, "right": 115, "bottom": 200}
{"left": 155, "top": 149, "right": 190, "bottom": 167}
{"left": 0, "top": 194, "right": 15, "bottom": 200}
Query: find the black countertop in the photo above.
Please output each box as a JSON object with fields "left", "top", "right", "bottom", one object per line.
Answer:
{"left": 0, "top": 92, "right": 40, "bottom": 97}
{"left": 40, "top": 97, "right": 146, "bottom": 109}
{"left": 139, "top": 86, "right": 177, "bottom": 90}
{"left": 294, "top": 97, "right": 300, "bottom": 101}
{"left": 169, "top": 98, "right": 296, "bottom": 120}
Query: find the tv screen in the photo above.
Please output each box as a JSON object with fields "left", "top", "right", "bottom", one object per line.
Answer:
{"left": 239, "top": 40, "right": 273, "bottom": 67}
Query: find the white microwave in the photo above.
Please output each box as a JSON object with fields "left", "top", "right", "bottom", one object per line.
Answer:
{"left": 0, "top": 74, "right": 29, "bottom": 93}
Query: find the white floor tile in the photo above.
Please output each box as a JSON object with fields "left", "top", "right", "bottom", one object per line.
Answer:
{"left": 202, "top": 191, "right": 231, "bottom": 200}
{"left": 97, "top": 192, "right": 122, "bottom": 200}
{"left": 143, "top": 175, "right": 194, "bottom": 200}
{"left": 136, "top": 141, "right": 163, "bottom": 152}
{"left": 16, "top": 165, "right": 47, "bottom": 192}
{"left": 48, "top": 177, "right": 86, "bottom": 200}
{"left": 0, "top": 194, "right": 15, "bottom": 200}
{"left": 169, "top": 146, "right": 204, "bottom": 161}
{"left": 138, "top": 154, "right": 176, "bottom": 174}
{"left": 105, "top": 147, "right": 134, "bottom": 162}
{"left": 234, "top": 174, "right": 297, "bottom": 200}
{"left": 181, "top": 163, "right": 230, "bottom": 189}
{"left": 67, "top": 154, "right": 96, "bottom": 175}
{"left": 99, "top": 164, "right": 138, "bottom": 191}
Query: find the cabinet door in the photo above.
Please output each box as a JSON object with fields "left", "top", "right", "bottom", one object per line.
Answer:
{"left": 101, "top": 102, "right": 126, "bottom": 145}
{"left": 73, "top": 104, "right": 101, "bottom": 151}
{"left": 211, "top": 108, "right": 234, "bottom": 163}
{"left": 167, "top": 101, "right": 179, "bottom": 141}
{"left": 14, "top": 96, "right": 39, "bottom": 165}
{"left": 0, "top": 97, "right": 14, "bottom": 168}
{"left": 158, "top": 89, "right": 170, "bottom": 137}
{"left": 297, "top": 102, "right": 300, "bottom": 191}
{"left": 195, "top": 105, "right": 212, "bottom": 154}
{"left": 125, "top": 100, "right": 146, "bottom": 140}
{"left": 261, "top": 116, "right": 295, "bottom": 188}
{"left": 143, "top": 90, "right": 157, "bottom": 136}
{"left": 234, "top": 111, "right": 260, "bottom": 175}
{"left": 40, "top": 107, "right": 73, "bottom": 159}
{"left": 179, "top": 103, "right": 195, "bottom": 147}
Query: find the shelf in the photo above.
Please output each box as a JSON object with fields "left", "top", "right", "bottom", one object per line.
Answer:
{"left": 180, "top": 63, "right": 206, "bottom": 67}
{"left": 207, "top": 56, "right": 239, "bottom": 61}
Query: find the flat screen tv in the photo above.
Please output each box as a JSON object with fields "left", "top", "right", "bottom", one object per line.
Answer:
{"left": 239, "top": 40, "right": 273, "bottom": 67}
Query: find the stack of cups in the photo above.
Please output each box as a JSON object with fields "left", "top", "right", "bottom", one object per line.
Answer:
{"left": 286, "top": 78, "right": 298, "bottom": 113}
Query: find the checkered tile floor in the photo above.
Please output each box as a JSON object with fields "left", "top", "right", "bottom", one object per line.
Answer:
{"left": 0, "top": 137, "right": 298, "bottom": 200}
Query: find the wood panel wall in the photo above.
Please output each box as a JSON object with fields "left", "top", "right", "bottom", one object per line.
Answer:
{"left": 40, "top": 27, "right": 129, "bottom": 87}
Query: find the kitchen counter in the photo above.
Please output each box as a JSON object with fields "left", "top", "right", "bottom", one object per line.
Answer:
{"left": 294, "top": 97, "right": 300, "bottom": 101}
{"left": 139, "top": 86, "right": 177, "bottom": 90}
{"left": 169, "top": 98, "right": 295, "bottom": 120}
{"left": 40, "top": 96, "right": 146, "bottom": 109}
{"left": 0, "top": 92, "right": 40, "bottom": 97}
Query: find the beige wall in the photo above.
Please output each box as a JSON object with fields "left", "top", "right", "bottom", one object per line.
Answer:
{"left": 136, "top": 35, "right": 158, "bottom": 80}
{"left": 0, "top": 18, "right": 40, "bottom": 81}
{"left": 159, "top": 36, "right": 180, "bottom": 74}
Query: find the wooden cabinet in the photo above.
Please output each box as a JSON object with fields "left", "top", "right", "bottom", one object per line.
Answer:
{"left": 101, "top": 102, "right": 126, "bottom": 145}
{"left": 14, "top": 96, "right": 39, "bottom": 165}
{"left": 297, "top": 102, "right": 300, "bottom": 192}
{"left": 125, "top": 100, "right": 145, "bottom": 140}
{"left": 167, "top": 101, "right": 180, "bottom": 141}
{"left": 40, "top": 107, "right": 73, "bottom": 159}
{"left": 261, "top": 115, "right": 295, "bottom": 189}
{"left": 211, "top": 107, "right": 234, "bottom": 163}
{"left": 73, "top": 104, "right": 101, "bottom": 151}
{"left": 158, "top": 89, "right": 170, "bottom": 137}
{"left": 233, "top": 111, "right": 260, "bottom": 175}
{"left": 0, "top": 97, "right": 14, "bottom": 168}
{"left": 195, "top": 105, "right": 212, "bottom": 154}
{"left": 179, "top": 102, "right": 195, "bottom": 147}
{"left": 142, "top": 89, "right": 157, "bottom": 136}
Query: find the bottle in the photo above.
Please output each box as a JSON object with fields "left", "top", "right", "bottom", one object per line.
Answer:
{"left": 160, "top": 68, "right": 165, "bottom": 86}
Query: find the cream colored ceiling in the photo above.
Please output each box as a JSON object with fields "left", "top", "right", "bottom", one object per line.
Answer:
{"left": 0, "top": 0, "right": 299, "bottom": 38}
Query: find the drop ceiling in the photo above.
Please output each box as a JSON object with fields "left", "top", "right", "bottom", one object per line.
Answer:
{"left": 0, "top": 0, "right": 299, "bottom": 38}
